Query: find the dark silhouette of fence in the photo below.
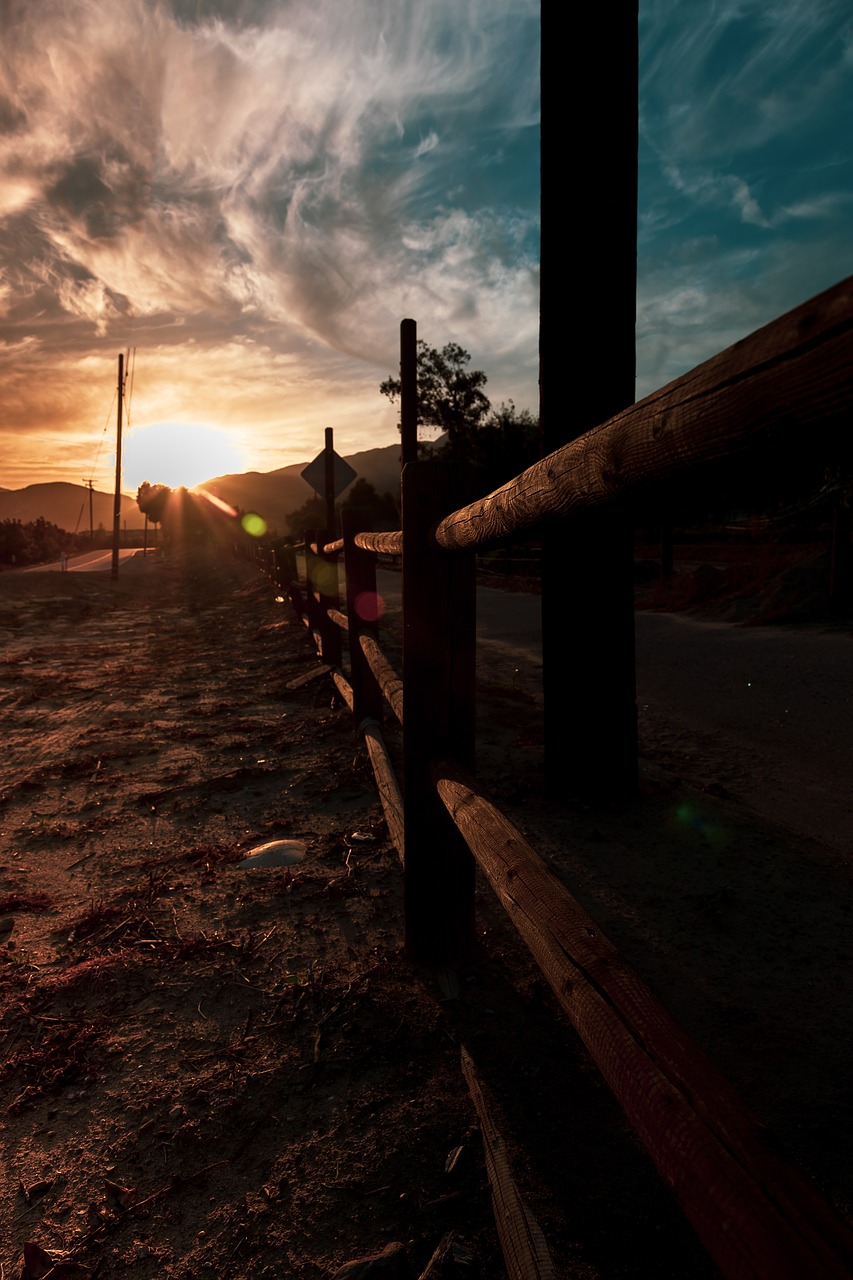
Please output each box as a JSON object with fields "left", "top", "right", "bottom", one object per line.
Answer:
{"left": 241, "top": 276, "right": 853, "bottom": 1279}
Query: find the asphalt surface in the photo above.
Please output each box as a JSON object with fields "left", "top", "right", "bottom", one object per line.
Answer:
{"left": 634, "top": 612, "right": 853, "bottom": 854}
{"left": 22, "top": 547, "right": 147, "bottom": 572}
{"left": 376, "top": 570, "right": 853, "bottom": 855}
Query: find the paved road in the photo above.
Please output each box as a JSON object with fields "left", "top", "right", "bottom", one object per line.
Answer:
{"left": 376, "top": 570, "right": 853, "bottom": 853}
{"left": 22, "top": 547, "right": 147, "bottom": 573}
{"left": 634, "top": 613, "right": 853, "bottom": 854}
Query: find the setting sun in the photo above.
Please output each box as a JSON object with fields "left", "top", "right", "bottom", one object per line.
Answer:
{"left": 122, "top": 422, "right": 245, "bottom": 492}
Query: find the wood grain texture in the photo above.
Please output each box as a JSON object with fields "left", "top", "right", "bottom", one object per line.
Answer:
{"left": 435, "top": 761, "right": 853, "bottom": 1280}
{"left": 434, "top": 275, "right": 853, "bottom": 552}
{"left": 461, "top": 1046, "right": 556, "bottom": 1280}
{"left": 327, "top": 607, "right": 349, "bottom": 632}
{"left": 331, "top": 670, "right": 353, "bottom": 713}
{"left": 354, "top": 530, "right": 404, "bottom": 556}
{"left": 359, "top": 633, "right": 404, "bottom": 725}
{"left": 361, "top": 719, "right": 405, "bottom": 865}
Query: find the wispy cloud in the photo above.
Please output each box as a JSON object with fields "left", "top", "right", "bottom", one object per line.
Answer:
{"left": 638, "top": 0, "right": 853, "bottom": 398}
{"left": 0, "top": 0, "right": 540, "bottom": 486}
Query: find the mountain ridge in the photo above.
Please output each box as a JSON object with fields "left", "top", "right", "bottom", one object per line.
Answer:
{"left": 0, "top": 482, "right": 139, "bottom": 532}
{"left": 0, "top": 442, "right": 404, "bottom": 532}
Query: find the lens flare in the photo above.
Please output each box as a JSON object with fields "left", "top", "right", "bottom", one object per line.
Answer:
{"left": 675, "top": 803, "right": 726, "bottom": 849}
{"left": 242, "top": 513, "right": 267, "bottom": 537}
{"left": 355, "top": 591, "right": 385, "bottom": 623}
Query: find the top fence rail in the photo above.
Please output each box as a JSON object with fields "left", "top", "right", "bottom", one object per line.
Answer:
{"left": 432, "top": 275, "right": 853, "bottom": 553}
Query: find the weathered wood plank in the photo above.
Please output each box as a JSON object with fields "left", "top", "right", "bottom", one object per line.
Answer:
{"left": 461, "top": 1046, "right": 556, "bottom": 1280}
{"left": 434, "top": 275, "right": 853, "bottom": 552}
{"left": 327, "top": 607, "right": 349, "bottom": 632}
{"left": 361, "top": 719, "right": 404, "bottom": 865}
{"left": 331, "top": 670, "right": 353, "bottom": 712}
{"left": 354, "top": 530, "right": 404, "bottom": 556}
{"left": 285, "top": 664, "right": 333, "bottom": 690}
{"left": 359, "top": 633, "right": 404, "bottom": 725}
{"left": 435, "top": 761, "right": 853, "bottom": 1280}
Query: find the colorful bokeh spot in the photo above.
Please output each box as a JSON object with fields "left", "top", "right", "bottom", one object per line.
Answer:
{"left": 675, "top": 802, "right": 726, "bottom": 849}
{"left": 242, "top": 512, "right": 267, "bottom": 537}
{"left": 355, "top": 591, "right": 385, "bottom": 623}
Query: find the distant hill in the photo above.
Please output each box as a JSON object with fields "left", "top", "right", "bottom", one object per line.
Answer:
{"left": 0, "top": 483, "right": 139, "bottom": 532}
{"left": 198, "top": 441, "right": 404, "bottom": 532}
{"left": 0, "top": 442, "right": 407, "bottom": 535}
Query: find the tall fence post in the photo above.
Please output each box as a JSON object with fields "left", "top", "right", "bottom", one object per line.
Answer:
{"left": 402, "top": 461, "right": 476, "bottom": 964}
{"left": 541, "top": 4, "right": 638, "bottom": 801}
{"left": 342, "top": 506, "right": 383, "bottom": 725}
{"left": 830, "top": 499, "right": 851, "bottom": 611}
{"left": 400, "top": 318, "right": 418, "bottom": 466}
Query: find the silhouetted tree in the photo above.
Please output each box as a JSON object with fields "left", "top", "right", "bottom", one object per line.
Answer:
{"left": 450, "top": 400, "right": 540, "bottom": 489}
{"left": 341, "top": 478, "right": 399, "bottom": 530}
{"left": 136, "top": 482, "right": 236, "bottom": 547}
{"left": 285, "top": 494, "right": 327, "bottom": 538}
{"left": 380, "top": 344, "right": 539, "bottom": 497}
{"left": 381, "top": 341, "right": 490, "bottom": 451}
{"left": 286, "top": 479, "right": 400, "bottom": 539}
{"left": 0, "top": 518, "right": 79, "bottom": 566}
{"left": 136, "top": 482, "right": 171, "bottom": 525}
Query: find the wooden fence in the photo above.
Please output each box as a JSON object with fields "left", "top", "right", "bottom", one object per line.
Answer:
{"left": 242, "top": 275, "right": 853, "bottom": 1279}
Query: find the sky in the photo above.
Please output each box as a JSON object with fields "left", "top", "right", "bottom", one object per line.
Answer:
{"left": 0, "top": 2, "right": 851, "bottom": 494}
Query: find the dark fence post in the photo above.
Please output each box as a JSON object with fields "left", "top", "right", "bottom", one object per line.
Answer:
{"left": 317, "top": 529, "right": 342, "bottom": 668}
{"left": 304, "top": 529, "right": 324, "bottom": 645}
{"left": 342, "top": 506, "right": 383, "bottom": 725}
{"left": 541, "top": 3, "right": 638, "bottom": 801}
{"left": 830, "top": 499, "right": 851, "bottom": 611}
{"left": 402, "top": 460, "right": 475, "bottom": 964}
{"left": 400, "top": 318, "right": 418, "bottom": 466}
{"left": 661, "top": 515, "right": 674, "bottom": 585}
{"left": 323, "top": 427, "right": 336, "bottom": 531}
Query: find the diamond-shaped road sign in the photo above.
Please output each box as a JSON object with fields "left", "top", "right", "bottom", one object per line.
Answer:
{"left": 301, "top": 449, "right": 357, "bottom": 499}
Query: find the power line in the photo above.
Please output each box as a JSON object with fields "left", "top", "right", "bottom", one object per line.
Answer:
{"left": 85, "top": 386, "right": 118, "bottom": 491}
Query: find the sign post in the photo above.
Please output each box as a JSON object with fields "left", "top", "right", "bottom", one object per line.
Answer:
{"left": 300, "top": 431, "right": 357, "bottom": 521}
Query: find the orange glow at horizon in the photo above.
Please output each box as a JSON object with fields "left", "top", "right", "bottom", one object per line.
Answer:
{"left": 122, "top": 422, "right": 246, "bottom": 492}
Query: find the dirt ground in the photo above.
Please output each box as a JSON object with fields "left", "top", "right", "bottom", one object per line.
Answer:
{"left": 0, "top": 548, "right": 851, "bottom": 1278}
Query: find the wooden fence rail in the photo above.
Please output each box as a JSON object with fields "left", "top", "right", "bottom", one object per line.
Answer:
{"left": 435, "top": 274, "right": 853, "bottom": 551}
{"left": 240, "top": 275, "right": 853, "bottom": 1277}
{"left": 435, "top": 761, "right": 853, "bottom": 1280}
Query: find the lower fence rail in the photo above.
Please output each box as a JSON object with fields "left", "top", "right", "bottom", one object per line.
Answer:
{"left": 434, "top": 759, "right": 853, "bottom": 1280}
{"left": 361, "top": 718, "right": 405, "bottom": 864}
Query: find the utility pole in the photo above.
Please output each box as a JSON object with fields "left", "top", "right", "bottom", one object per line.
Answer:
{"left": 111, "top": 353, "right": 124, "bottom": 582}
